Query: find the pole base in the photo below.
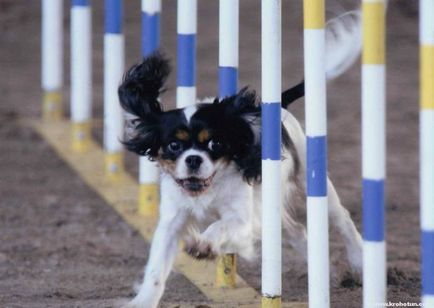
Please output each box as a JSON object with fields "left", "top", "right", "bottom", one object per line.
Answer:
{"left": 216, "top": 253, "right": 237, "bottom": 288}
{"left": 72, "top": 121, "right": 92, "bottom": 152}
{"left": 138, "top": 183, "right": 159, "bottom": 217}
{"left": 262, "top": 296, "right": 281, "bottom": 308}
{"left": 104, "top": 152, "right": 124, "bottom": 180}
{"left": 43, "top": 90, "right": 62, "bottom": 120}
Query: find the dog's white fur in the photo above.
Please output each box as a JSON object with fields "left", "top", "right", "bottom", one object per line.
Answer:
{"left": 123, "top": 10, "right": 362, "bottom": 308}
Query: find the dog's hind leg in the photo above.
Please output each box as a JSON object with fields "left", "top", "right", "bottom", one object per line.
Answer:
{"left": 327, "top": 178, "right": 363, "bottom": 273}
{"left": 282, "top": 181, "right": 308, "bottom": 259}
{"left": 283, "top": 212, "right": 308, "bottom": 259}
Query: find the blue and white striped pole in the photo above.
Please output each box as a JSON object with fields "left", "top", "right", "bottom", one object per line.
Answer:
{"left": 261, "top": 1, "right": 282, "bottom": 307}
{"left": 303, "top": 0, "right": 330, "bottom": 307}
{"left": 362, "top": 0, "right": 387, "bottom": 307}
{"left": 177, "top": 0, "right": 197, "bottom": 108}
{"left": 219, "top": 0, "right": 238, "bottom": 98}
{"left": 215, "top": 0, "right": 239, "bottom": 289}
{"left": 71, "top": 0, "right": 92, "bottom": 152}
{"left": 139, "top": 0, "right": 161, "bottom": 216}
{"left": 42, "top": 0, "right": 63, "bottom": 120}
{"left": 142, "top": 0, "right": 160, "bottom": 56}
{"left": 420, "top": 0, "right": 434, "bottom": 306}
{"left": 104, "top": 0, "right": 125, "bottom": 180}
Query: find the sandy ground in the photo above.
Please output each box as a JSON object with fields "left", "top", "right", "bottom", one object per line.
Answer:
{"left": 0, "top": 0, "right": 423, "bottom": 307}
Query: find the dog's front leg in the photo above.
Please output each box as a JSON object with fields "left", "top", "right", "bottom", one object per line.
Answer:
{"left": 125, "top": 209, "right": 187, "bottom": 308}
{"left": 204, "top": 215, "right": 252, "bottom": 253}
{"left": 185, "top": 208, "right": 254, "bottom": 260}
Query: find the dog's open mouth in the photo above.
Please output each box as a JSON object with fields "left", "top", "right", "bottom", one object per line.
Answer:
{"left": 175, "top": 173, "right": 215, "bottom": 194}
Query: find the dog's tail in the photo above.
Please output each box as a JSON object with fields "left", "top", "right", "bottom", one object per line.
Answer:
{"left": 282, "top": 9, "right": 361, "bottom": 108}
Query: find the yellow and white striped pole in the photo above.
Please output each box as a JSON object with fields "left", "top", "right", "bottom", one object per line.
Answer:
{"left": 71, "top": 0, "right": 92, "bottom": 152}
{"left": 138, "top": 0, "right": 162, "bottom": 216}
{"left": 420, "top": 1, "right": 434, "bottom": 307}
{"left": 41, "top": 0, "right": 63, "bottom": 120}
{"left": 362, "top": 0, "right": 387, "bottom": 307}
{"left": 103, "top": 0, "right": 125, "bottom": 180}
{"left": 303, "top": 0, "right": 330, "bottom": 307}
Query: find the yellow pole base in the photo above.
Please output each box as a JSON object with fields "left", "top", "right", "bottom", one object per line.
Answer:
{"left": 43, "top": 91, "right": 62, "bottom": 120}
{"left": 72, "top": 121, "right": 92, "bottom": 152}
{"left": 138, "top": 183, "right": 159, "bottom": 217}
{"left": 216, "top": 253, "right": 237, "bottom": 288}
{"left": 421, "top": 45, "right": 434, "bottom": 109}
{"left": 104, "top": 152, "right": 124, "bottom": 180}
{"left": 262, "top": 296, "right": 281, "bottom": 308}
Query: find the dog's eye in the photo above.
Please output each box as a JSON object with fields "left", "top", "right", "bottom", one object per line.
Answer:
{"left": 168, "top": 141, "right": 182, "bottom": 153}
{"left": 208, "top": 140, "right": 223, "bottom": 152}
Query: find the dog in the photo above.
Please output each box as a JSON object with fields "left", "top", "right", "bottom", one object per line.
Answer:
{"left": 119, "top": 9, "right": 363, "bottom": 308}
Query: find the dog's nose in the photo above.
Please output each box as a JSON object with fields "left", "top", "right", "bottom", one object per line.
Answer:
{"left": 185, "top": 155, "right": 203, "bottom": 171}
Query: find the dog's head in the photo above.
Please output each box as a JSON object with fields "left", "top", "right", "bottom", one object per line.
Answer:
{"left": 119, "top": 52, "right": 261, "bottom": 196}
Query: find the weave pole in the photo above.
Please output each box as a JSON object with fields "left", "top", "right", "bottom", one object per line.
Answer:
{"left": 420, "top": 0, "right": 434, "bottom": 306}
{"left": 142, "top": 0, "right": 161, "bottom": 56}
{"left": 218, "top": 0, "right": 239, "bottom": 99}
{"left": 104, "top": 0, "right": 125, "bottom": 180}
{"left": 138, "top": 0, "right": 161, "bottom": 217}
{"left": 177, "top": 0, "right": 197, "bottom": 108}
{"left": 261, "top": 0, "right": 282, "bottom": 307}
{"left": 303, "top": 0, "right": 330, "bottom": 307}
{"left": 362, "top": 0, "right": 387, "bottom": 307}
{"left": 41, "top": 0, "right": 63, "bottom": 120}
{"left": 71, "top": 0, "right": 92, "bottom": 152}
{"left": 215, "top": 0, "right": 239, "bottom": 289}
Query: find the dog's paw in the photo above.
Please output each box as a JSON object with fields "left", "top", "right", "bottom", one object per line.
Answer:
{"left": 347, "top": 246, "right": 363, "bottom": 275}
{"left": 184, "top": 237, "right": 217, "bottom": 260}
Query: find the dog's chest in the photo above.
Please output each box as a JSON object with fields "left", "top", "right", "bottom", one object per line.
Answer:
{"left": 188, "top": 205, "right": 220, "bottom": 229}
{"left": 183, "top": 191, "right": 222, "bottom": 218}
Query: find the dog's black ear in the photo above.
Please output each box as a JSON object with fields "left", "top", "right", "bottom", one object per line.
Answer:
{"left": 118, "top": 51, "right": 170, "bottom": 117}
{"left": 118, "top": 51, "right": 171, "bottom": 157}
{"left": 218, "top": 88, "right": 262, "bottom": 183}
{"left": 218, "top": 87, "right": 260, "bottom": 117}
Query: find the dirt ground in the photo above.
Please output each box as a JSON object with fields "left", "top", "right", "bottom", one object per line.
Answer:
{"left": 0, "top": 1, "right": 423, "bottom": 307}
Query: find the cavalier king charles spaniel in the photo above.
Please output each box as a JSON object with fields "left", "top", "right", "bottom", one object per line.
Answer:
{"left": 119, "top": 9, "right": 362, "bottom": 308}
